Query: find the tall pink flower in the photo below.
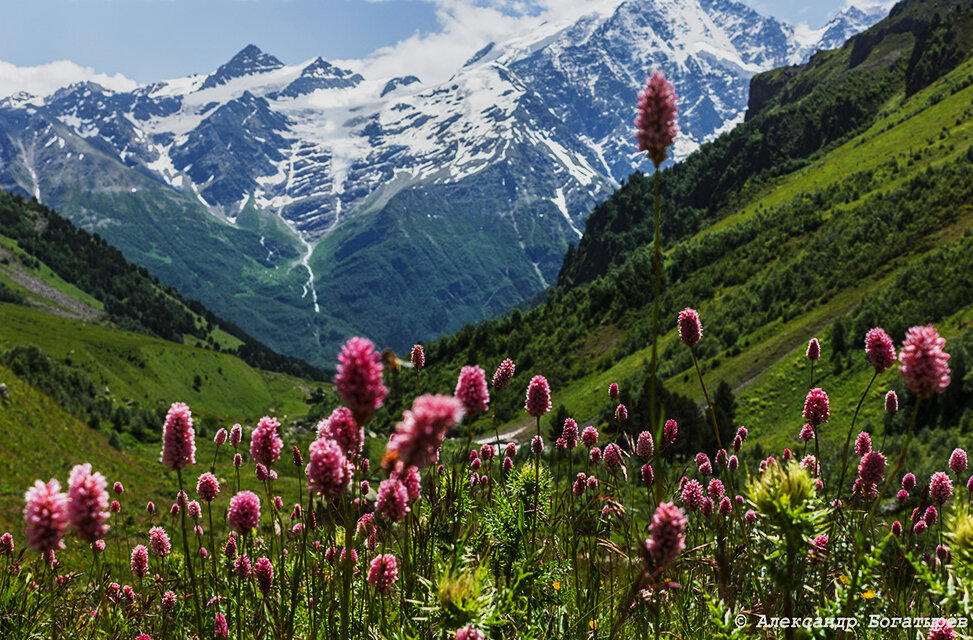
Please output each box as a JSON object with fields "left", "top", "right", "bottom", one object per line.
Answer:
{"left": 335, "top": 337, "right": 387, "bottom": 424}
{"left": 865, "top": 328, "right": 896, "bottom": 372}
{"left": 161, "top": 402, "right": 196, "bottom": 471}
{"left": 950, "top": 449, "right": 968, "bottom": 475}
{"left": 227, "top": 491, "right": 261, "bottom": 535}
{"left": 250, "top": 416, "right": 283, "bottom": 467}
{"left": 615, "top": 404, "right": 627, "bottom": 421}
{"left": 384, "top": 394, "right": 464, "bottom": 471}
{"left": 318, "top": 407, "right": 363, "bottom": 457}
{"left": 67, "top": 463, "right": 110, "bottom": 543}
{"left": 196, "top": 472, "right": 220, "bottom": 502}
{"left": 803, "top": 388, "right": 830, "bottom": 427}
{"left": 131, "top": 544, "right": 149, "bottom": 579}
{"left": 634, "top": 70, "right": 679, "bottom": 168}
{"left": 930, "top": 472, "right": 953, "bottom": 505}
{"left": 885, "top": 390, "right": 898, "bottom": 413}
{"left": 525, "top": 375, "right": 551, "bottom": 417}
{"left": 254, "top": 556, "right": 273, "bottom": 596}
{"left": 664, "top": 419, "right": 678, "bottom": 445}
{"left": 677, "top": 308, "right": 702, "bottom": 347}
{"left": 23, "top": 479, "right": 68, "bottom": 553}
{"left": 562, "top": 418, "right": 579, "bottom": 449}
{"left": 229, "top": 424, "right": 242, "bottom": 448}
{"left": 214, "top": 428, "right": 228, "bottom": 448}
{"left": 806, "top": 338, "right": 820, "bottom": 361}
{"left": 899, "top": 325, "right": 951, "bottom": 398}
{"left": 608, "top": 383, "right": 619, "bottom": 400}
{"left": 645, "top": 502, "right": 687, "bottom": 569}
{"left": 581, "top": 426, "right": 599, "bottom": 448}
{"left": 858, "top": 451, "right": 886, "bottom": 489}
{"left": 455, "top": 365, "right": 490, "bottom": 416}
{"left": 492, "top": 358, "right": 515, "bottom": 390}
{"left": 636, "top": 431, "right": 654, "bottom": 460}
{"left": 367, "top": 554, "right": 399, "bottom": 592}
{"left": 411, "top": 344, "right": 424, "bottom": 370}
{"left": 603, "top": 443, "right": 623, "bottom": 468}
{"left": 306, "top": 437, "right": 351, "bottom": 500}
{"left": 680, "top": 479, "right": 704, "bottom": 511}
{"left": 376, "top": 478, "right": 409, "bottom": 522}
{"left": 149, "top": 526, "right": 171, "bottom": 557}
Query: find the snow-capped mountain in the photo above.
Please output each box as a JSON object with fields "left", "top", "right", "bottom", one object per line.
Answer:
{"left": 0, "top": 0, "right": 887, "bottom": 364}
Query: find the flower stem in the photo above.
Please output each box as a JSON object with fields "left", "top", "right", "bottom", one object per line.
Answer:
{"left": 865, "top": 398, "right": 921, "bottom": 528}
{"left": 650, "top": 169, "right": 662, "bottom": 506}
{"left": 833, "top": 370, "right": 878, "bottom": 502}
{"left": 176, "top": 469, "right": 204, "bottom": 639}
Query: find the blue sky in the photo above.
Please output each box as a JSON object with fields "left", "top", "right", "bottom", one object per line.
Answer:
{"left": 0, "top": 0, "right": 884, "bottom": 95}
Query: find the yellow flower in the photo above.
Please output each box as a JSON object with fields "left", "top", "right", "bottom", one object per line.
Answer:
{"left": 839, "top": 575, "right": 849, "bottom": 585}
{"left": 862, "top": 590, "right": 876, "bottom": 599}
{"left": 589, "top": 620, "right": 598, "bottom": 630}
{"left": 553, "top": 581, "right": 561, "bottom": 591}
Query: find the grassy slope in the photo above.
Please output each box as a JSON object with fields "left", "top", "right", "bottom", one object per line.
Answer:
{"left": 0, "top": 362, "right": 161, "bottom": 531}
{"left": 0, "top": 302, "right": 318, "bottom": 422}
{"left": 481, "top": 55, "right": 973, "bottom": 441}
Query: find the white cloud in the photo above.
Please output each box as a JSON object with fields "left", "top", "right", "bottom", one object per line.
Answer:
{"left": 0, "top": 60, "right": 139, "bottom": 99}
{"left": 338, "top": 0, "right": 620, "bottom": 85}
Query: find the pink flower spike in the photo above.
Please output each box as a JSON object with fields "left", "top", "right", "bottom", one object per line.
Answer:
{"left": 636, "top": 431, "right": 654, "bottom": 460}
{"left": 615, "top": 404, "right": 627, "bottom": 421}
{"left": 366, "top": 554, "right": 399, "bottom": 592}
{"left": 131, "top": 545, "right": 149, "bottom": 579}
{"left": 634, "top": 70, "right": 679, "bottom": 168}
{"left": 865, "top": 327, "right": 896, "bottom": 373}
{"left": 803, "top": 388, "right": 830, "bottom": 427}
{"left": 492, "top": 358, "right": 515, "bottom": 390}
{"left": 227, "top": 491, "right": 261, "bottom": 535}
{"left": 306, "top": 438, "right": 351, "bottom": 500}
{"left": 411, "top": 344, "right": 424, "bottom": 371}
{"left": 854, "top": 432, "right": 872, "bottom": 457}
{"left": 664, "top": 419, "right": 678, "bottom": 445}
{"left": 335, "top": 337, "right": 388, "bottom": 424}
{"left": 250, "top": 416, "right": 283, "bottom": 468}
{"left": 806, "top": 338, "right": 820, "bottom": 361}
{"left": 23, "top": 479, "right": 68, "bottom": 553}
{"left": 318, "top": 407, "right": 363, "bottom": 458}
{"left": 161, "top": 402, "right": 196, "bottom": 471}
{"left": 608, "top": 383, "right": 619, "bottom": 400}
{"left": 384, "top": 394, "right": 464, "bottom": 472}
{"left": 950, "top": 448, "right": 968, "bottom": 475}
{"left": 455, "top": 365, "right": 490, "bottom": 416}
{"left": 644, "top": 502, "right": 687, "bottom": 569}
{"left": 677, "top": 308, "right": 702, "bottom": 347}
{"left": 376, "top": 478, "right": 410, "bottom": 522}
{"left": 67, "top": 463, "right": 110, "bottom": 543}
{"left": 930, "top": 472, "right": 953, "bottom": 505}
{"left": 196, "top": 473, "right": 220, "bottom": 502}
{"left": 525, "top": 375, "right": 552, "bottom": 418}
{"left": 885, "top": 390, "right": 898, "bottom": 413}
{"left": 899, "top": 325, "right": 951, "bottom": 398}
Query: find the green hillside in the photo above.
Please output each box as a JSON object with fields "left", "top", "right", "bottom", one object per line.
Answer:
{"left": 0, "top": 192, "right": 336, "bottom": 531}
{"left": 381, "top": 0, "right": 973, "bottom": 465}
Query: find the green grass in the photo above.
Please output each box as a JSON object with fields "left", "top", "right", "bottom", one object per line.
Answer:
{"left": 0, "top": 302, "right": 324, "bottom": 423}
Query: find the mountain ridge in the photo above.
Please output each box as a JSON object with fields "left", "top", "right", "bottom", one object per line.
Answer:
{"left": 0, "top": 0, "right": 886, "bottom": 365}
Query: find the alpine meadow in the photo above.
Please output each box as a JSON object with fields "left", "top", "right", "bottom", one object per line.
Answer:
{"left": 1, "top": 0, "right": 973, "bottom": 639}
